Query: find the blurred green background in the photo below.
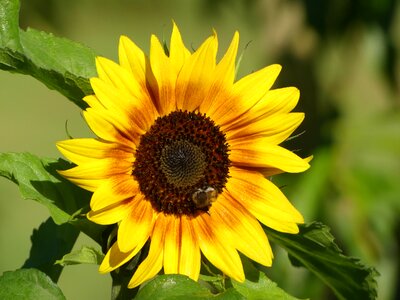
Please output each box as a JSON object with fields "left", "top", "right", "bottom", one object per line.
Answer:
{"left": 1, "top": 0, "right": 399, "bottom": 299}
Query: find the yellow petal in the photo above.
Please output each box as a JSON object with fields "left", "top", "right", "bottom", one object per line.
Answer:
{"left": 304, "top": 155, "right": 313, "bottom": 164}
{"left": 260, "top": 168, "right": 285, "bottom": 178}
{"left": 161, "top": 215, "right": 201, "bottom": 280}
{"left": 163, "top": 215, "right": 181, "bottom": 274}
{"left": 230, "top": 140, "right": 310, "bottom": 173}
{"left": 118, "top": 35, "right": 147, "bottom": 85}
{"left": 95, "top": 56, "right": 143, "bottom": 98}
{"left": 169, "top": 22, "right": 191, "bottom": 73}
{"left": 118, "top": 35, "right": 160, "bottom": 120}
{"left": 192, "top": 213, "right": 245, "bottom": 282}
{"left": 87, "top": 199, "right": 132, "bottom": 225}
{"left": 118, "top": 195, "right": 155, "bottom": 252}
{"left": 63, "top": 177, "right": 106, "bottom": 192}
{"left": 232, "top": 64, "right": 281, "bottom": 107}
{"left": 87, "top": 82, "right": 121, "bottom": 114}
{"left": 227, "top": 113, "right": 304, "bottom": 145}
{"left": 57, "top": 138, "right": 133, "bottom": 166}
{"left": 86, "top": 107, "right": 141, "bottom": 146}
{"left": 149, "top": 35, "right": 175, "bottom": 116}
{"left": 83, "top": 109, "right": 135, "bottom": 147}
{"left": 226, "top": 87, "right": 300, "bottom": 130}
{"left": 90, "top": 78, "right": 156, "bottom": 133}
{"left": 178, "top": 216, "right": 201, "bottom": 281}
{"left": 226, "top": 167, "right": 304, "bottom": 233}
{"left": 252, "top": 87, "right": 300, "bottom": 117}
{"left": 90, "top": 175, "right": 139, "bottom": 211}
{"left": 128, "top": 214, "right": 166, "bottom": 288}
{"left": 214, "top": 31, "right": 239, "bottom": 87}
{"left": 58, "top": 158, "right": 132, "bottom": 182}
{"left": 200, "top": 31, "right": 239, "bottom": 113}
{"left": 99, "top": 240, "right": 139, "bottom": 273}
{"left": 209, "top": 64, "right": 281, "bottom": 126}
{"left": 211, "top": 193, "right": 273, "bottom": 266}
{"left": 83, "top": 94, "right": 104, "bottom": 110}
{"left": 175, "top": 33, "right": 217, "bottom": 111}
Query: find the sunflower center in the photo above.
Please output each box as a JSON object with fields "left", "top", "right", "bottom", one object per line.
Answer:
{"left": 160, "top": 140, "right": 206, "bottom": 188}
{"left": 132, "top": 110, "right": 230, "bottom": 216}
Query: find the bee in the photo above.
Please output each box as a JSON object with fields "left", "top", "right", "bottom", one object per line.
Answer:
{"left": 192, "top": 187, "right": 218, "bottom": 210}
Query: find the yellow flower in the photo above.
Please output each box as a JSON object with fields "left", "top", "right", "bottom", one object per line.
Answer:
{"left": 57, "top": 23, "right": 310, "bottom": 288}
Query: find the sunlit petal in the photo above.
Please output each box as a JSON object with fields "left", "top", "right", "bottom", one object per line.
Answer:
{"left": 118, "top": 195, "right": 155, "bottom": 252}
{"left": 128, "top": 214, "right": 166, "bottom": 288}
{"left": 193, "top": 213, "right": 245, "bottom": 282}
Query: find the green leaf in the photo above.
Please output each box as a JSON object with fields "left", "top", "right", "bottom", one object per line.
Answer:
{"left": 233, "top": 255, "right": 303, "bottom": 300}
{"left": 232, "top": 272, "right": 302, "bottom": 300}
{"left": 0, "top": 152, "right": 104, "bottom": 243}
{"left": 56, "top": 246, "right": 104, "bottom": 266}
{"left": 0, "top": 152, "right": 87, "bottom": 224}
{"left": 0, "top": 268, "right": 66, "bottom": 300}
{"left": 18, "top": 28, "right": 96, "bottom": 106}
{"left": 135, "top": 275, "right": 244, "bottom": 300}
{"left": 22, "top": 217, "right": 79, "bottom": 282}
{"left": 0, "top": 0, "right": 96, "bottom": 108}
{"left": 265, "top": 222, "right": 378, "bottom": 300}
{"left": 214, "top": 289, "right": 245, "bottom": 300}
{"left": 0, "top": 0, "right": 22, "bottom": 52}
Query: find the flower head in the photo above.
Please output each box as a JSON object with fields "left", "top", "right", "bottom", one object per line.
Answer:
{"left": 57, "top": 23, "right": 310, "bottom": 288}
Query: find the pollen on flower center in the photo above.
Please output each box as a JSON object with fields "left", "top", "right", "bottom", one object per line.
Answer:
{"left": 132, "top": 110, "right": 230, "bottom": 216}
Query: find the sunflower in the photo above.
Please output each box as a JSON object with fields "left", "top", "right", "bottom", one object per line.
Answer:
{"left": 57, "top": 23, "right": 310, "bottom": 288}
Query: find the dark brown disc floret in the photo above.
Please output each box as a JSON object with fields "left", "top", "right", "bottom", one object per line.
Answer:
{"left": 132, "top": 110, "right": 230, "bottom": 216}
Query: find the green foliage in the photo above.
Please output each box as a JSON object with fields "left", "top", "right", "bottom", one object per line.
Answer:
{"left": 266, "top": 223, "right": 378, "bottom": 300}
{"left": 0, "top": 152, "right": 104, "bottom": 239}
{"left": 232, "top": 272, "right": 302, "bottom": 300}
{"left": 0, "top": 0, "right": 96, "bottom": 108}
{"left": 0, "top": 152, "right": 105, "bottom": 244}
{"left": 0, "top": 152, "right": 88, "bottom": 225}
{"left": 0, "top": 268, "right": 66, "bottom": 300}
{"left": 23, "top": 218, "right": 79, "bottom": 282}
{"left": 0, "top": 152, "right": 105, "bottom": 292}
{"left": 136, "top": 272, "right": 300, "bottom": 300}
{"left": 135, "top": 275, "right": 244, "bottom": 300}
{"left": 56, "top": 246, "right": 104, "bottom": 266}
{"left": 0, "top": 0, "right": 21, "bottom": 52}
